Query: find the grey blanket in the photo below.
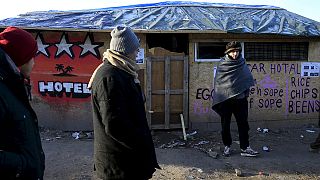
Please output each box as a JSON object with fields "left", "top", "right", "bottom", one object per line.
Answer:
{"left": 212, "top": 55, "right": 254, "bottom": 110}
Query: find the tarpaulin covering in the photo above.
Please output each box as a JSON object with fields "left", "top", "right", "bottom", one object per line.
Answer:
{"left": 1, "top": 1, "right": 319, "bottom": 36}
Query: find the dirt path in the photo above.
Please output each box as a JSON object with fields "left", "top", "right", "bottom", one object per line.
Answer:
{"left": 41, "top": 125, "right": 320, "bottom": 180}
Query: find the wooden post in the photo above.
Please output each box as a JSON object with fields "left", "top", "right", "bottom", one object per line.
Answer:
{"left": 180, "top": 114, "right": 187, "bottom": 140}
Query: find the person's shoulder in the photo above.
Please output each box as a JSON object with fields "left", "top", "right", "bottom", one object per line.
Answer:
{"left": 95, "top": 63, "right": 128, "bottom": 83}
{"left": 96, "top": 62, "right": 116, "bottom": 76}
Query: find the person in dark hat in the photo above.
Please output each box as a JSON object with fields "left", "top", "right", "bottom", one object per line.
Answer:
{"left": 88, "top": 26, "right": 160, "bottom": 179}
{"left": 0, "top": 26, "right": 45, "bottom": 179}
{"left": 212, "top": 41, "right": 259, "bottom": 157}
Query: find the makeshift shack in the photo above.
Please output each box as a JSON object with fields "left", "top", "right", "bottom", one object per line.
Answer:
{"left": 1, "top": 1, "right": 319, "bottom": 130}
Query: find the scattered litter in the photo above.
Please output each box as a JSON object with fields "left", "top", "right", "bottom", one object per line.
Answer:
{"left": 194, "top": 141, "right": 209, "bottom": 146}
{"left": 190, "top": 168, "right": 203, "bottom": 173}
{"left": 186, "top": 131, "right": 197, "bottom": 139}
{"left": 306, "top": 130, "right": 315, "bottom": 133}
{"left": 71, "top": 131, "right": 93, "bottom": 140}
{"left": 262, "top": 146, "right": 270, "bottom": 152}
{"left": 234, "top": 141, "right": 240, "bottom": 145}
{"left": 167, "top": 141, "right": 185, "bottom": 148}
{"left": 86, "top": 132, "right": 93, "bottom": 139}
{"left": 72, "top": 132, "right": 80, "bottom": 139}
{"left": 55, "top": 136, "right": 62, "bottom": 139}
{"left": 257, "top": 128, "right": 269, "bottom": 133}
{"left": 186, "top": 175, "right": 195, "bottom": 180}
{"left": 159, "top": 140, "right": 186, "bottom": 148}
{"left": 207, "top": 149, "right": 219, "bottom": 159}
{"left": 258, "top": 171, "right": 270, "bottom": 176}
{"left": 235, "top": 169, "right": 242, "bottom": 177}
{"left": 300, "top": 135, "right": 304, "bottom": 138}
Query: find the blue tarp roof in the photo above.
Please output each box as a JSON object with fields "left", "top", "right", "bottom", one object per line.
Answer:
{"left": 1, "top": 1, "right": 320, "bottom": 36}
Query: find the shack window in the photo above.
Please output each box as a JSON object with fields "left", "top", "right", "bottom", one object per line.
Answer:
{"left": 195, "top": 42, "right": 245, "bottom": 62}
{"left": 195, "top": 42, "right": 227, "bottom": 62}
{"left": 244, "top": 42, "right": 308, "bottom": 61}
{"left": 146, "top": 33, "right": 188, "bottom": 54}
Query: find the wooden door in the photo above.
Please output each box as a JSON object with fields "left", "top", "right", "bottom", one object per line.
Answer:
{"left": 146, "top": 55, "right": 188, "bottom": 129}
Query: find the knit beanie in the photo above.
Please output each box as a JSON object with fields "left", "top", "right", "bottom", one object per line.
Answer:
{"left": 0, "top": 26, "right": 38, "bottom": 67}
{"left": 224, "top": 41, "right": 242, "bottom": 54}
{"left": 110, "top": 26, "right": 140, "bottom": 55}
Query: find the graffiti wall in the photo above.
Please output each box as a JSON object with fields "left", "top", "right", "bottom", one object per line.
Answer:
{"left": 31, "top": 31, "right": 106, "bottom": 130}
{"left": 189, "top": 61, "right": 320, "bottom": 124}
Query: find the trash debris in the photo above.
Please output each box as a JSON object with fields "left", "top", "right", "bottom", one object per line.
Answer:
{"left": 186, "top": 175, "right": 195, "bottom": 180}
{"left": 86, "top": 132, "right": 93, "bottom": 139}
{"left": 190, "top": 168, "right": 203, "bottom": 173}
{"left": 72, "top": 132, "right": 80, "bottom": 139}
{"left": 300, "top": 135, "right": 304, "bottom": 138}
{"left": 71, "top": 131, "right": 93, "bottom": 140}
{"left": 306, "top": 130, "right": 315, "bottom": 133}
{"left": 258, "top": 171, "right": 270, "bottom": 176}
{"left": 262, "top": 146, "right": 270, "bottom": 152}
{"left": 235, "top": 169, "right": 242, "bottom": 177}
{"left": 257, "top": 128, "right": 269, "bottom": 133}
{"left": 194, "top": 141, "right": 209, "bottom": 146}
{"left": 207, "top": 150, "right": 219, "bottom": 159}
{"left": 234, "top": 141, "right": 240, "bottom": 145}
{"left": 186, "top": 131, "right": 197, "bottom": 139}
{"left": 159, "top": 140, "right": 186, "bottom": 148}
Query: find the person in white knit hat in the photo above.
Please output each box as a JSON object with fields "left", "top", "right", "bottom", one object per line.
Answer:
{"left": 89, "top": 26, "right": 160, "bottom": 180}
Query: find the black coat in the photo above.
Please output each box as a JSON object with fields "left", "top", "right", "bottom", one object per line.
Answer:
{"left": 0, "top": 48, "right": 45, "bottom": 179}
{"left": 91, "top": 62, "right": 160, "bottom": 180}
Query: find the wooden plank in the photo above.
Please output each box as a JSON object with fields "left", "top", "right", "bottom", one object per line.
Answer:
{"left": 183, "top": 56, "right": 189, "bottom": 128}
{"left": 151, "top": 61, "right": 165, "bottom": 90}
{"left": 170, "top": 95, "right": 183, "bottom": 113}
{"left": 146, "top": 57, "right": 152, "bottom": 128}
{"left": 165, "top": 56, "right": 170, "bottom": 129}
{"left": 180, "top": 114, "right": 187, "bottom": 140}
{"left": 151, "top": 59, "right": 165, "bottom": 118}
{"left": 152, "top": 89, "right": 184, "bottom": 95}
{"left": 170, "top": 60, "right": 184, "bottom": 90}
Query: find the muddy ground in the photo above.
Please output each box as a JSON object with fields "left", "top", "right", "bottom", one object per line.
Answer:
{"left": 41, "top": 123, "right": 320, "bottom": 180}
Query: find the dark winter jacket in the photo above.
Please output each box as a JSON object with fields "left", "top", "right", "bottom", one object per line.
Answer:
{"left": 91, "top": 62, "right": 160, "bottom": 180}
{"left": 0, "top": 48, "right": 45, "bottom": 179}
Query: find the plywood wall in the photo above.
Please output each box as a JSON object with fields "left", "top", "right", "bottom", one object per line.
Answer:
{"left": 188, "top": 36, "right": 320, "bottom": 127}
{"left": 30, "top": 30, "right": 147, "bottom": 130}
